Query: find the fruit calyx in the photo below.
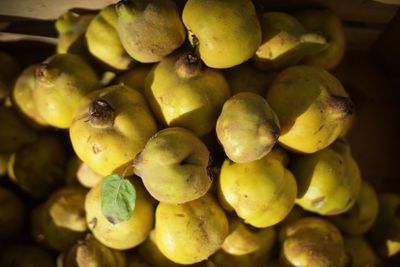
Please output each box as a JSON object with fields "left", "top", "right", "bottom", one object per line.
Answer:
{"left": 36, "top": 63, "right": 60, "bottom": 84}
{"left": 258, "top": 120, "right": 281, "bottom": 144}
{"left": 327, "top": 94, "right": 354, "bottom": 120}
{"left": 87, "top": 99, "right": 115, "bottom": 128}
{"left": 175, "top": 52, "right": 202, "bottom": 79}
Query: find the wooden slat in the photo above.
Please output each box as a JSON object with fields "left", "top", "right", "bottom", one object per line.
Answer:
{"left": 373, "top": 0, "right": 400, "bottom": 5}
{"left": 0, "top": 32, "right": 57, "bottom": 44}
{"left": 373, "top": 10, "right": 400, "bottom": 78}
{"left": 343, "top": 24, "right": 385, "bottom": 51}
{"left": 0, "top": 0, "right": 398, "bottom": 23}
{"left": 0, "top": 0, "right": 118, "bottom": 20}
{"left": 261, "top": 0, "right": 398, "bottom": 24}
{"left": 332, "top": 51, "right": 400, "bottom": 194}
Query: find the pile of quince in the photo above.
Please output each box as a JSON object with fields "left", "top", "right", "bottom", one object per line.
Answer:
{"left": 0, "top": 0, "right": 399, "bottom": 267}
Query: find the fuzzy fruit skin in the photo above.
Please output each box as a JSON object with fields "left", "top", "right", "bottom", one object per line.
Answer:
{"left": 216, "top": 92, "right": 280, "bottom": 163}
{"left": 222, "top": 62, "right": 276, "bottom": 96}
{"left": 76, "top": 162, "right": 103, "bottom": 188}
{"left": 155, "top": 194, "right": 228, "bottom": 264}
{"left": 116, "top": 0, "right": 186, "bottom": 63}
{"left": 212, "top": 226, "right": 275, "bottom": 267}
{"left": 182, "top": 0, "right": 261, "bottom": 68}
{"left": 33, "top": 53, "right": 99, "bottom": 128}
{"left": 276, "top": 206, "right": 310, "bottom": 243}
{"left": 266, "top": 65, "right": 353, "bottom": 153}
{"left": 218, "top": 217, "right": 276, "bottom": 264}
{"left": 12, "top": 64, "right": 48, "bottom": 127}
{"left": 59, "top": 235, "right": 126, "bottom": 267}
{"left": 329, "top": 181, "right": 378, "bottom": 235}
{"left": 134, "top": 127, "right": 211, "bottom": 204}
{"left": 219, "top": 154, "right": 297, "bottom": 228}
{"left": 0, "top": 106, "right": 37, "bottom": 153}
{"left": 118, "top": 64, "right": 153, "bottom": 94}
{"left": 222, "top": 217, "right": 263, "bottom": 256}
{"left": 70, "top": 84, "right": 157, "bottom": 176}
{"left": 253, "top": 12, "right": 305, "bottom": 71}
{"left": 343, "top": 236, "right": 380, "bottom": 267}
{"left": 55, "top": 11, "right": 94, "bottom": 55}
{"left": 368, "top": 193, "right": 400, "bottom": 258}
{"left": 31, "top": 186, "right": 88, "bottom": 252}
{"left": 0, "top": 186, "right": 24, "bottom": 240}
{"left": 253, "top": 12, "right": 327, "bottom": 72}
{"left": 145, "top": 53, "right": 230, "bottom": 137}
{"left": 294, "top": 9, "right": 345, "bottom": 70}
{"left": 8, "top": 134, "right": 66, "bottom": 198}
{"left": 86, "top": 5, "right": 135, "bottom": 71}
{"left": 281, "top": 217, "right": 346, "bottom": 267}
{"left": 85, "top": 178, "right": 155, "bottom": 250}
{"left": 0, "top": 243, "right": 55, "bottom": 267}
{"left": 291, "top": 140, "right": 361, "bottom": 215}
{"left": 139, "top": 230, "right": 183, "bottom": 267}
{"left": 138, "top": 230, "right": 215, "bottom": 267}
{"left": 268, "top": 146, "right": 290, "bottom": 167}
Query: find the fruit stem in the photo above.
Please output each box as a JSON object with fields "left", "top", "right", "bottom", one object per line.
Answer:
{"left": 87, "top": 99, "right": 115, "bottom": 128}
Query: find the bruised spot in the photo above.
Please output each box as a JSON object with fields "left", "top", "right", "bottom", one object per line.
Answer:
{"left": 92, "top": 144, "right": 102, "bottom": 154}
{"left": 175, "top": 213, "right": 185, "bottom": 217}
{"left": 314, "top": 124, "right": 325, "bottom": 135}
{"left": 327, "top": 95, "right": 355, "bottom": 117}
{"left": 311, "top": 196, "right": 326, "bottom": 208}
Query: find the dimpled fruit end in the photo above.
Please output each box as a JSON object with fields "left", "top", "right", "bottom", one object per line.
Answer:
{"left": 87, "top": 99, "right": 115, "bottom": 128}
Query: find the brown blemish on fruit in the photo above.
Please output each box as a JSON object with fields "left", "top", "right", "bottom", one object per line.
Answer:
{"left": 175, "top": 52, "right": 202, "bottom": 78}
{"left": 87, "top": 99, "right": 115, "bottom": 128}
{"left": 311, "top": 196, "right": 326, "bottom": 208}
{"left": 327, "top": 95, "right": 354, "bottom": 117}
{"left": 314, "top": 124, "right": 325, "bottom": 135}
{"left": 92, "top": 144, "right": 102, "bottom": 154}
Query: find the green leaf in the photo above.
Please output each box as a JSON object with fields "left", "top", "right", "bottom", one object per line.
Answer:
{"left": 101, "top": 174, "right": 136, "bottom": 224}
